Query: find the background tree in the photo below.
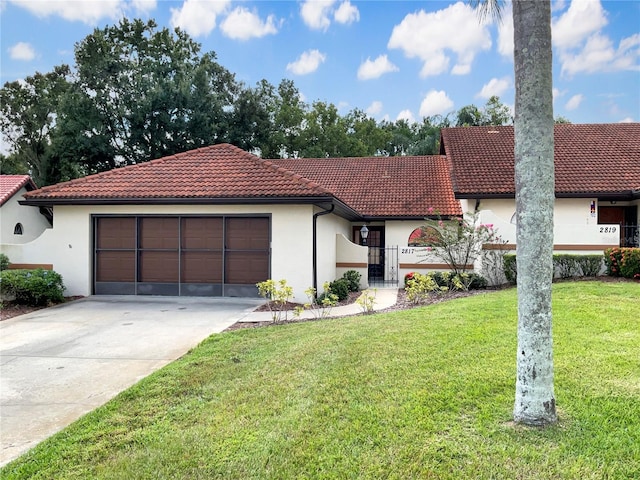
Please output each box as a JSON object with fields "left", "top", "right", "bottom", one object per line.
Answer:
{"left": 0, "top": 65, "right": 72, "bottom": 185}
{"left": 67, "top": 18, "right": 238, "bottom": 168}
{"left": 471, "top": 0, "right": 557, "bottom": 426}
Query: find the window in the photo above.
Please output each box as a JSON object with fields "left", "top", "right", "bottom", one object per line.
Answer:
{"left": 408, "top": 226, "right": 441, "bottom": 247}
{"left": 14, "top": 223, "right": 23, "bottom": 235}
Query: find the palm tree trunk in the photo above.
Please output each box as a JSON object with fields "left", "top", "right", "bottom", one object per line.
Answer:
{"left": 512, "top": 0, "right": 557, "bottom": 425}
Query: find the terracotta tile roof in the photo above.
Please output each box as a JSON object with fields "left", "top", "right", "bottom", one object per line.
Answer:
{"left": 0, "top": 175, "right": 37, "bottom": 206}
{"left": 442, "top": 123, "right": 640, "bottom": 198}
{"left": 23, "top": 144, "right": 332, "bottom": 202}
{"left": 273, "top": 156, "right": 461, "bottom": 217}
{"left": 23, "top": 143, "right": 460, "bottom": 218}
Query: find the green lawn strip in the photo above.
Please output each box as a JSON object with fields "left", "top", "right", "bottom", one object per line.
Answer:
{"left": 2, "top": 281, "right": 638, "bottom": 479}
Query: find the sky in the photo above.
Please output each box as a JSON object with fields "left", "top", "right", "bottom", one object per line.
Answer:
{"left": 1, "top": 0, "right": 639, "bottom": 128}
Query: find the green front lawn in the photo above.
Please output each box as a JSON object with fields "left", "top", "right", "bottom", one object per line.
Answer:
{"left": 3, "top": 281, "right": 639, "bottom": 479}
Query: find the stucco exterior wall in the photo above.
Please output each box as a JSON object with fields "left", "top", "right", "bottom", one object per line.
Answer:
{"left": 4, "top": 203, "right": 323, "bottom": 302}
{"left": 475, "top": 198, "right": 619, "bottom": 252}
{"left": 315, "top": 212, "right": 351, "bottom": 294}
{"left": 384, "top": 219, "right": 450, "bottom": 282}
{"left": 0, "top": 187, "right": 51, "bottom": 244}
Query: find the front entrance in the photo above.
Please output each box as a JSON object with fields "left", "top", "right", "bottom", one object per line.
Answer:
{"left": 353, "top": 226, "right": 398, "bottom": 286}
{"left": 599, "top": 205, "right": 639, "bottom": 247}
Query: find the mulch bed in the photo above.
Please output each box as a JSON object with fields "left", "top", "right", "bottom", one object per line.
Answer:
{"left": 0, "top": 296, "right": 84, "bottom": 321}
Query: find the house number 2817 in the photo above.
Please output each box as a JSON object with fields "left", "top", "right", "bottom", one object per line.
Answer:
{"left": 599, "top": 226, "right": 617, "bottom": 233}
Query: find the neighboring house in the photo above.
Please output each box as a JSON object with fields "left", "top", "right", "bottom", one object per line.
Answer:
{"left": 0, "top": 175, "right": 52, "bottom": 246}
{"left": 441, "top": 123, "right": 640, "bottom": 253}
{"left": 16, "top": 123, "right": 640, "bottom": 300}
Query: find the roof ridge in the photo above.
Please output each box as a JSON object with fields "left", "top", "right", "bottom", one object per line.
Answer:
{"left": 25, "top": 144, "right": 235, "bottom": 197}
{"left": 255, "top": 157, "right": 333, "bottom": 195}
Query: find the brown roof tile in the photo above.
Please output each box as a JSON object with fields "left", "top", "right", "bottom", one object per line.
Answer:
{"left": 23, "top": 144, "right": 332, "bottom": 202}
{"left": 0, "top": 175, "right": 37, "bottom": 206}
{"left": 442, "top": 123, "right": 640, "bottom": 197}
{"left": 23, "top": 143, "right": 461, "bottom": 218}
{"left": 273, "top": 156, "right": 461, "bottom": 217}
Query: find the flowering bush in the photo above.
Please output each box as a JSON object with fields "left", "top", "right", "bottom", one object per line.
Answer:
{"left": 417, "top": 212, "right": 507, "bottom": 280}
{"left": 404, "top": 272, "right": 416, "bottom": 287}
{"left": 0, "top": 268, "right": 65, "bottom": 306}
{"left": 604, "top": 247, "right": 640, "bottom": 279}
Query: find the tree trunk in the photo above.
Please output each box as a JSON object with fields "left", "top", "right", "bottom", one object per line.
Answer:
{"left": 512, "top": 0, "right": 557, "bottom": 425}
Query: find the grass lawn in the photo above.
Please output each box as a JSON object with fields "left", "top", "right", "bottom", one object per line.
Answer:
{"left": 2, "top": 281, "right": 639, "bottom": 479}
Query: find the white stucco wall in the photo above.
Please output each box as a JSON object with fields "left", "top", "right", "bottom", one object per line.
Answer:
{"left": 315, "top": 212, "right": 351, "bottom": 295}
{"left": 0, "top": 187, "right": 51, "bottom": 244}
{"left": 4, "top": 203, "right": 326, "bottom": 302}
{"left": 474, "top": 198, "right": 619, "bottom": 251}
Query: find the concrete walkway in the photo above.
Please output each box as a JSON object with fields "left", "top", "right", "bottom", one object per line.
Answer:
{"left": 0, "top": 288, "right": 398, "bottom": 466}
{"left": 239, "top": 287, "right": 399, "bottom": 323}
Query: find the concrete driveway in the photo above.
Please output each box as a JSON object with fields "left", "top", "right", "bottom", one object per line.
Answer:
{"left": 0, "top": 295, "right": 263, "bottom": 466}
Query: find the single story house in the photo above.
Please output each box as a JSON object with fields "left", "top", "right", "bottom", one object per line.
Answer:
{"left": 441, "top": 123, "right": 640, "bottom": 253}
{"left": 0, "top": 175, "right": 52, "bottom": 245}
{"left": 8, "top": 123, "right": 639, "bottom": 301}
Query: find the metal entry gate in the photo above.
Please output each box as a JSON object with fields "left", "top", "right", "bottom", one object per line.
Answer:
{"left": 368, "top": 246, "right": 398, "bottom": 287}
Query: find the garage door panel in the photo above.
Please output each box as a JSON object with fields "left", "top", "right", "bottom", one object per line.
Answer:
{"left": 182, "top": 217, "right": 222, "bottom": 249}
{"left": 225, "top": 251, "right": 269, "bottom": 284}
{"left": 140, "top": 217, "right": 179, "bottom": 249}
{"left": 226, "top": 218, "right": 269, "bottom": 249}
{"left": 181, "top": 252, "right": 222, "bottom": 283}
{"left": 96, "top": 251, "right": 135, "bottom": 282}
{"left": 97, "top": 218, "right": 135, "bottom": 249}
{"left": 139, "top": 251, "right": 179, "bottom": 282}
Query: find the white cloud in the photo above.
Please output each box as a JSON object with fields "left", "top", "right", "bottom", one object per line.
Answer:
{"left": 477, "top": 77, "right": 511, "bottom": 99}
{"left": 419, "top": 90, "right": 454, "bottom": 117}
{"left": 220, "top": 7, "right": 278, "bottom": 40}
{"left": 357, "top": 55, "right": 398, "bottom": 80}
{"left": 553, "top": 0, "right": 639, "bottom": 78}
{"left": 388, "top": 2, "right": 491, "bottom": 77}
{"left": 300, "top": 0, "right": 335, "bottom": 31}
{"left": 565, "top": 94, "right": 583, "bottom": 111}
{"left": 366, "top": 101, "right": 383, "bottom": 116}
{"left": 130, "top": 0, "right": 156, "bottom": 15}
{"left": 552, "top": 0, "right": 607, "bottom": 50}
{"left": 559, "top": 32, "right": 640, "bottom": 77}
{"left": 497, "top": 3, "right": 513, "bottom": 59}
{"left": 396, "top": 109, "right": 415, "bottom": 123}
{"left": 9, "top": 0, "right": 123, "bottom": 24}
{"left": 8, "top": 41, "right": 35, "bottom": 61}
{"left": 334, "top": 0, "right": 359, "bottom": 25}
{"left": 286, "top": 49, "right": 326, "bottom": 75}
{"left": 619, "top": 117, "right": 635, "bottom": 123}
{"left": 170, "top": 0, "right": 230, "bottom": 37}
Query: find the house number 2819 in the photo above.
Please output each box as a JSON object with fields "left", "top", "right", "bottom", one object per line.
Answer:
{"left": 599, "top": 226, "right": 617, "bottom": 233}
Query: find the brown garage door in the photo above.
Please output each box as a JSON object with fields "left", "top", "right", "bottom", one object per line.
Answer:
{"left": 94, "top": 216, "right": 270, "bottom": 297}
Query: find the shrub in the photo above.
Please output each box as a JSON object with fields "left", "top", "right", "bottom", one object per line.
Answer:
{"left": 256, "top": 279, "right": 294, "bottom": 322}
{"left": 328, "top": 278, "right": 350, "bottom": 301}
{"left": 603, "top": 247, "right": 640, "bottom": 279}
{"left": 619, "top": 249, "right": 640, "bottom": 279}
{"left": 503, "top": 254, "right": 517, "bottom": 284}
{"left": 0, "top": 268, "right": 65, "bottom": 306}
{"left": 554, "top": 254, "right": 580, "bottom": 279}
{"left": 405, "top": 273, "right": 443, "bottom": 304}
{"left": 404, "top": 272, "right": 416, "bottom": 287}
{"left": 576, "top": 255, "right": 603, "bottom": 277}
{"left": 342, "top": 270, "right": 361, "bottom": 292}
{"left": 295, "top": 283, "right": 339, "bottom": 319}
{"left": 0, "top": 253, "right": 9, "bottom": 271}
{"left": 431, "top": 271, "right": 487, "bottom": 291}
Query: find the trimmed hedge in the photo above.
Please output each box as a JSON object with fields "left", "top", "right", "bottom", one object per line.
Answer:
{"left": 503, "top": 254, "right": 605, "bottom": 284}
{"left": 0, "top": 268, "right": 65, "bottom": 306}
